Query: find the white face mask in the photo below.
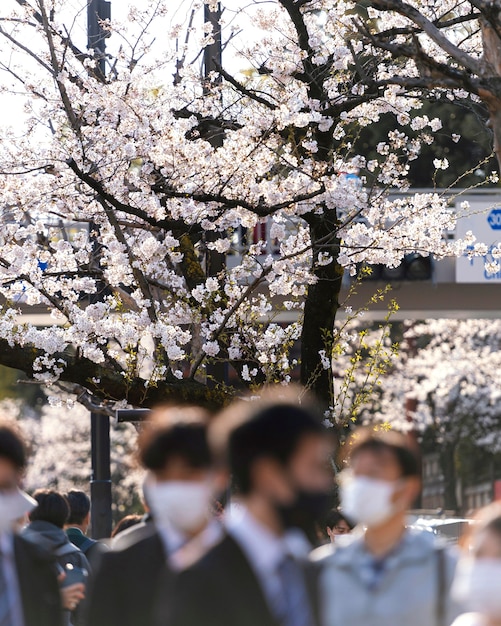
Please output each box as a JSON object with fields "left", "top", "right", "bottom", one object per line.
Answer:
{"left": 0, "top": 488, "right": 36, "bottom": 534}
{"left": 340, "top": 476, "right": 398, "bottom": 527}
{"left": 145, "top": 479, "right": 212, "bottom": 534}
{"left": 452, "top": 557, "right": 501, "bottom": 617}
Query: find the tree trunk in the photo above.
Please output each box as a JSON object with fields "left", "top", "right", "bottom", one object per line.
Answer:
{"left": 479, "top": 18, "right": 501, "bottom": 172}
{"left": 440, "top": 441, "right": 459, "bottom": 512}
{"left": 300, "top": 212, "right": 343, "bottom": 409}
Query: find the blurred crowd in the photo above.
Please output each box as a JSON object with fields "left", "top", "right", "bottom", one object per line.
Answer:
{"left": 0, "top": 387, "right": 497, "bottom": 626}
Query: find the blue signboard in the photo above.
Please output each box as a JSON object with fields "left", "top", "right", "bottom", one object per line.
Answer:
{"left": 487, "top": 208, "right": 501, "bottom": 230}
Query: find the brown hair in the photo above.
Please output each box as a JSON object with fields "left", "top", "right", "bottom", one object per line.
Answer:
{"left": 343, "top": 427, "right": 421, "bottom": 477}
{"left": 137, "top": 405, "right": 211, "bottom": 471}
{"left": 210, "top": 386, "right": 325, "bottom": 494}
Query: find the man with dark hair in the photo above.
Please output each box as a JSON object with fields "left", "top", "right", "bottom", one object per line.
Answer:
{"left": 315, "top": 428, "right": 460, "bottom": 626}
{"left": 324, "top": 509, "right": 354, "bottom": 543}
{"left": 86, "top": 405, "right": 220, "bottom": 626}
{"left": 166, "top": 391, "right": 334, "bottom": 626}
{"left": 0, "top": 423, "right": 63, "bottom": 626}
{"left": 65, "top": 490, "right": 106, "bottom": 568}
{"left": 22, "top": 490, "right": 90, "bottom": 625}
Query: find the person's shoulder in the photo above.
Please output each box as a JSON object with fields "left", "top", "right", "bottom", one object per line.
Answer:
{"left": 310, "top": 533, "right": 362, "bottom": 565}
{"left": 85, "top": 538, "right": 108, "bottom": 556}
{"left": 450, "top": 613, "right": 487, "bottom": 626}
{"left": 405, "top": 528, "right": 459, "bottom": 560}
{"left": 111, "top": 521, "right": 158, "bottom": 552}
{"left": 310, "top": 542, "right": 336, "bottom": 564}
{"left": 13, "top": 533, "right": 55, "bottom": 565}
{"left": 177, "top": 532, "right": 237, "bottom": 577}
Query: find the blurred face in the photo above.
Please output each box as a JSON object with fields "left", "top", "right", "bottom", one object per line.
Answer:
{"left": 351, "top": 448, "right": 402, "bottom": 482}
{"left": 0, "top": 457, "right": 35, "bottom": 533}
{"left": 474, "top": 528, "right": 501, "bottom": 559}
{"left": 339, "top": 447, "right": 421, "bottom": 529}
{"left": 326, "top": 519, "right": 351, "bottom": 542}
{"left": 0, "top": 457, "right": 21, "bottom": 493}
{"left": 154, "top": 456, "right": 211, "bottom": 483}
{"left": 287, "top": 434, "right": 334, "bottom": 494}
{"left": 255, "top": 434, "right": 334, "bottom": 504}
{"left": 350, "top": 448, "right": 419, "bottom": 511}
{"left": 451, "top": 525, "right": 501, "bottom": 618}
{"left": 251, "top": 433, "right": 334, "bottom": 537}
{"left": 146, "top": 458, "right": 216, "bottom": 536}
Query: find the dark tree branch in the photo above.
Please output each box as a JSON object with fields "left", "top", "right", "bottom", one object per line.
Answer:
{"left": 65, "top": 158, "right": 192, "bottom": 233}
{"left": 376, "top": 11, "right": 482, "bottom": 38}
{"left": 0, "top": 337, "right": 230, "bottom": 410}
{"left": 367, "top": 0, "right": 482, "bottom": 74}
{"left": 213, "top": 61, "right": 277, "bottom": 109}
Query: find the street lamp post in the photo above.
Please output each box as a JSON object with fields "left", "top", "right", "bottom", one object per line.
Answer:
{"left": 87, "top": 0, "right": 111, "bottom": 76}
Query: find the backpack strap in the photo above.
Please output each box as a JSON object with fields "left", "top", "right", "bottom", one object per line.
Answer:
{"left": 435, "top": 545, "right": 446, "bottom": 626}
{"left": 78, "top": 537, "right": 95, "bottom": 554}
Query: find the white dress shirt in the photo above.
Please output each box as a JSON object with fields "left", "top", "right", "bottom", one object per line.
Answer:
{"left": 157, "top": 518, "right": 224, "bottom": 570}
{"left": 225, "top": 504, "right": 310, "bottom": 617}
{"left": 156, "top": 520, "right": 187, "bottom": 558}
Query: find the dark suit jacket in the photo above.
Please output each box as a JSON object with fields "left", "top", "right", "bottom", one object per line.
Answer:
{"left": 165, "top": 534, "right": 319, "bottom": 626}
{"left": 86, "top": 524, "right": 170, "bottom": 626}
{"left": 14, "top": 534, "right": 63, "bottom": 626}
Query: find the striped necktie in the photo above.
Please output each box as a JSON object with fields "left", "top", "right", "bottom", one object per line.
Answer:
{"left": 276, "top": 555, "right": 314, "bottom": 626}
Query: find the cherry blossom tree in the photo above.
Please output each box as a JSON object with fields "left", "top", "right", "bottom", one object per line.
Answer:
{"left": 0, "top": 0, "right": 475, "bottom": 413}
{"left": 363, "top": 319, "right": 501, "bottom": 508}
{"left": 344, "top": 0, "right": 501, "bottom": 171}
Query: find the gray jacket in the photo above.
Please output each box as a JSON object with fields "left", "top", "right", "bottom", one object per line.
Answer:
{"left": 313, "top": 529, "right": 462, "bottom": 626}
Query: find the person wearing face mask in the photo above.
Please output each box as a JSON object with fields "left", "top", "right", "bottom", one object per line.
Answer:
{"left": 86, "top": 405, "right": 221, "bottom": 626}
{"left": 324, "top": 509, "right": 354, "bottom": 544}
{"left": 450, "top": 503, "right": 501, "bottom": 626}
{"left": 314, "top": 428, "right": 461, "bottom": 626}
{"left": 0, "top": 421, "right": 64, "bottom": 626}
{"left": 165, "top": 388, "right": 335, "bottom": 626}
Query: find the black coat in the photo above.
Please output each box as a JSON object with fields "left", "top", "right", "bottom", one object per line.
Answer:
{"left": 164, "top": 534, "right": 319, "bottom": 626}
{"left": 86, "top": 524, "right": 170, "bottom": 626}
{"left": 14, "top": 534, "right": 63, "bottom": 626}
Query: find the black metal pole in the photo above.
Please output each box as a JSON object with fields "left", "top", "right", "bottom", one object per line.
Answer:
{"left": 203, "top": 4, "right": 222, "bottom": 91}
{"left": 87, "top": 0, "right": 111, "bottom": 76}
{"left": 88, "top": 0, "right": 112, "bottom": 539}
{"left": 90, "top": 413, "right": 112, "bottom": 538}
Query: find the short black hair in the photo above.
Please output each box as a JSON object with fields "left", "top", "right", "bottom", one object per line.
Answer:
{"left": 138, "top": 406, "right": 211, "bottom": 471}
{"left": 225, "top": 401, "right": 325, "bottom": 495}
{"left": 348, "top": 429, "right": 421, "bottom": 478}
{"left": 0, "top": 423, "right": 27, "bottom": 471}
{"left": 66, "top": 490, "right": 90, "bottom": 525}
{"left": 324, "top": 508, "right": 354, "bottom": 530}
{"left": 29, "top": 489, "right": 70, "bottom": 528}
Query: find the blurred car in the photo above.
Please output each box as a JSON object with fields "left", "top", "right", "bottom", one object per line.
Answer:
{"left": 408, "top": 516, "right": 474, "bottom": 545}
